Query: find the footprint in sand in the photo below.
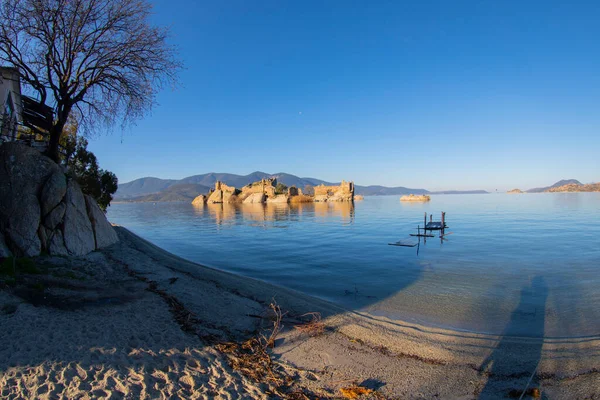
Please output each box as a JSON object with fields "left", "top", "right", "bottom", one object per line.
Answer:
{"left": 75, "top": 365, "right": 88, "bottom": 380}
{"left": 178, "top": 375, "right": 195, "bottom": 391}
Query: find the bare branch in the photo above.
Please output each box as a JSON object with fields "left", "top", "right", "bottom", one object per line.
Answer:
{"left": 0, "top": 0, "right": 182, "bottom": 161}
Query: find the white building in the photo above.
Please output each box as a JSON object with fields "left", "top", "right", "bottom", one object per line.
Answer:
{"left": 0, "top": 67, "right": 22, "bottom": 142}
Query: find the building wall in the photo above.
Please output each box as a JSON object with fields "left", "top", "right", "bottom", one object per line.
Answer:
{"left": 0, "top": 68, "right": 22, "bottom": 141}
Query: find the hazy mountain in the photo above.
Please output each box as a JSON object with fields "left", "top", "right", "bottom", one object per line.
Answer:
{"left": 115, "top": 171, "right": 336, "bottom": 200}
{"left": 354, "top": 185, "right": 429, "bottom": 196}
{"left": 122, "top": 183, "right": 212, "bottom": 203}
{"left": 526, "top": 179, "right": 582, "bottom": 193}
{"left": 115, "top": 171, "right": 488, "bottom": 201}
{"left": 547, "top": 182, "right": 599, "bottom": 193}
{"left": 115, "top": 177, "right": 178, "bottom": 199}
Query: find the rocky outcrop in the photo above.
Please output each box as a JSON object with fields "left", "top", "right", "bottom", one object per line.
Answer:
{"left": 243, "top": 193, "right": 266, "bottom": 204}
{"left": 207, "top": 181, "right": 238, "bottom": 204}
{"left": 240, "top": 178, "right": 277, "bottom": 198}
{"left": 85, "top": 195, "right": 119, "bottom": 249}
{"left": 354, "top": 195, "right": 364, "bottom": 201}
{"left": 40, "top": 171, "right": 67, "bottom": 215}
{"left": 546, "top": 183, "right": 600, "bottom": 192}
{"left": 507, "top": 189, "right": 523, "bottom": 194}
{"left": 400, "top": 194, "right": 431, "bottom": 202}
{"left": 0, "top": 142, "right": 118, "bottom": 257}
{"left": 266, "top": 195, "right": 289, "bottom": 204}
{"left": 191, "top": 194, "right": 207, "bottom": 206}
{"left": 62, "top": 180, "right": 96, "bottom": 255}
{"left": 314, "top": 180, "right": 354, "bottom": 202}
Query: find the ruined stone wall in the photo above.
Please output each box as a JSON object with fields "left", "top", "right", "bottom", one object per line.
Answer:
{"left": 313, "top": 180, "right": 354, "bottom": 201}
{"left": 240, "top": 178, "right": 277, "bottom": 198}
{"left": 315, "top": 181, "right": 354, "bottom": 196}
{"left": 215, "top": 181, "right": 236, "bottom": 193}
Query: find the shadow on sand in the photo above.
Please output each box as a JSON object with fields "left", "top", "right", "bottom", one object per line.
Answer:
{"left": 478, "top": 276, "right": 548, "bottom": 399}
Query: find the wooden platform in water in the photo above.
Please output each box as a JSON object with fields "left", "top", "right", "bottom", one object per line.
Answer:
{"left": 425, "top": 222, "right": 448, "bottom": 230}
{"left": 388, "top": 239, "right": 418, "bottom": 247}
{"left": 410, "top": 233, "right": 435, "bottom": 237}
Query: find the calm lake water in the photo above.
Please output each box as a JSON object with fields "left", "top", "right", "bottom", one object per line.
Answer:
{"left": 108, "top": 194, "right": 600, "bottom": 338}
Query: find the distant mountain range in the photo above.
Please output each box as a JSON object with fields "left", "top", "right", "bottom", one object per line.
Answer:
{"left": 114, "top": 171, "right": 489, "bottom": 202}
{"left": 526, "top": 179, "right": 582, "bottom": 193}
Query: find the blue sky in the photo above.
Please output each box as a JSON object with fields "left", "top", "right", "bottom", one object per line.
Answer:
{"left": 88, "top": 0, "right": 599, "bottom": 191}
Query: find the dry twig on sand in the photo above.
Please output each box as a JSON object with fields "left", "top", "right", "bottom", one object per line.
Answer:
{"left": 339, "top": 384, "right": 375, "bottom": 399}
{"left": 294, "top": 312, "right": 325, "bottom": 337}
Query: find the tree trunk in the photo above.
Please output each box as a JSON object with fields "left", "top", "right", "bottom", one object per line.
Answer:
{"left": 47, "top": 125, "right": 62, "bottom": 163}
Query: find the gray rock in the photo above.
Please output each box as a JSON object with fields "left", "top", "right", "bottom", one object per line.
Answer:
{"left": 84, "top": 195, "right": 119, "bottom": 249}
{"left": 43, "top": 202, "right": 66, "bottom": 230}
{"left": 38, "top": 225, "right": 48, "bottom": 251}
{"left": 40, "top": 170, "right": 67, "bottom": 216}
{"left": 0, "top": 232, "right": 12, "bottom": 258}
{"left": 0, "top": 143, "right": 58, "bottom": 256}
{"left": 48, "top": 229, "right": 69, "bottom": 256}
{"left": 62, "top": 180, "right": 95, "bottom": 255}
{"left": 2, "top": 194, "right": 41, "bottom": 257}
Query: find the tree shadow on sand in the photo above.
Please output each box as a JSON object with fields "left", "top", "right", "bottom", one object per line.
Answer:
{"left": 478, "top": 276, "right": 549, "bottom": 399}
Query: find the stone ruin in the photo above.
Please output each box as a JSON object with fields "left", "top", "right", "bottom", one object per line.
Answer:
{"left": 241, "top": 178, "right": 277, "bottom": 199}
{"left": 192, "top": 178, "right": 354, "bottom": 206}
{"left": 313, "top": 180, "right": 354, "bottom": 202}
{"left": 206, "top": 181, "right": 238, "bottom": 204}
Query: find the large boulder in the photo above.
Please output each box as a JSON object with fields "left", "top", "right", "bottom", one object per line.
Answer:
{"left": 0, "top": 142, "right": 119, "bottom": 257}
{"left": 40, "top": 170, "right": 67, "bottom": 216}
{"left": 207, "top": 190, "right": 223, "bottom": 204}
{"left": 43, "top": 202, "right": 66, "bottom": 230}
{"left": 243, "top": 193, "right": 266, "bottom": 204}
{"left": 191, "top": 194, "right": 207, "bottom": 206}
{"left": 0, "top": 143, "right": 60, "bottom": 256}
{"left": 62, "top": 180, "right": 96, "bottom": 255}
{"left": 84, "top": 195, "right": 119, "bottom": 249}
{"left": 48, "top": 229, "right": 69, "bottom": 256}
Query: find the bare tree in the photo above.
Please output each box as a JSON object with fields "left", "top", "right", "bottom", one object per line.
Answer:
{"left": 0, "top": 0, "right": 182, "bottom": 161}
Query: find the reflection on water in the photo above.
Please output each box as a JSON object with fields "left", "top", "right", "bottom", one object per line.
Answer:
{"left": 109, "top": 194, "right": 600, "bottom": 337}
{"left": 193, "top": 201, "right": 355, "bottom": 226}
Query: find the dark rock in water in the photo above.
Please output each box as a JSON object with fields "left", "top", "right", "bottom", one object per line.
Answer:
{"left": 0, "top": 142, "right": 118, "bottom": 257}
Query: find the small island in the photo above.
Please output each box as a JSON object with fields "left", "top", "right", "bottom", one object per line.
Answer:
{"left": 192, "top": 179, "right": 356, "bottom": 205}
{"left": 507, "top": 189, "right": 524, "bottom": 194}
{"left": 400, "top": 194, "right": 431, "bottom": 202}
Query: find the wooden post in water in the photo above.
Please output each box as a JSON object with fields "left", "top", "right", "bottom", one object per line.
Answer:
{"left": 424, "top": 212, "right": 427, "bottom": 233}
{"left": 441, "top": 212, "right": 446, "bottom": 235}
{"left": 430, "top": 214, "right": 433, "bottom": 223}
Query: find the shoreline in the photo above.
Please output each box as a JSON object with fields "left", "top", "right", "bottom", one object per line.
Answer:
{"left": 1, "top": 226, "right": 599, "bottom": 398}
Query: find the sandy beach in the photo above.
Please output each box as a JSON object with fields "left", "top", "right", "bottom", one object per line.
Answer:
{"left": 1, "top": 226, "right": 599, "bottom": 399}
